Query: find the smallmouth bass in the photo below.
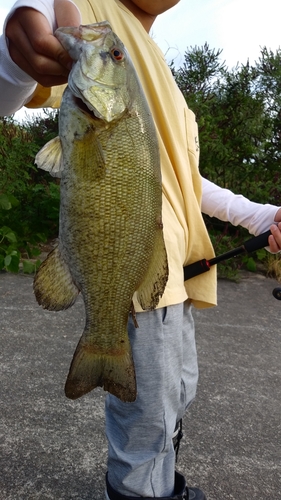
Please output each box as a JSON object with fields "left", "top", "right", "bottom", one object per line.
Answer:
{"left": 34, "top": 22, "right": 168, "bottom": 402}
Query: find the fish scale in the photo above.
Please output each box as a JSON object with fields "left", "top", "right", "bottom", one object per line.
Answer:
{"left": 33, "top": 21, "right": 168, "bottom": 402}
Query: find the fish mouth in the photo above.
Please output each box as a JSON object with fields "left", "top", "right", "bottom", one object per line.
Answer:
{"left": 55, "top": 22, "right": 113, "bottom": 59}
{"left": 74, "top": 96, "right": 100, "bottom": 120}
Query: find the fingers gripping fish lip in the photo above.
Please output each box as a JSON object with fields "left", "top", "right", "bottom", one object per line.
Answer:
{"left": 55, "top": 21, "right": 113, "bottom": 61}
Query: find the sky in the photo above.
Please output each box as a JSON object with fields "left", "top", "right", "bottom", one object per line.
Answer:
{"left": 152, "top": 0, "right": 281, "bottom": 68}
{"left": 1, "top": 0, "right": 281, "bottom": 120}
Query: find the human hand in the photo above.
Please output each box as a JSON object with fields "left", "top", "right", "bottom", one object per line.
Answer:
{"left": 5, "top": 0, "right": 81, "bottom": 87}
{"left": 268, "top": 207, "right": 281, "bottom": 253}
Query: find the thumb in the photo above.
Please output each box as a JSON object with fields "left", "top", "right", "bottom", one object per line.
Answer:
{"left": 53, "top": 0, "right": 81, "bottom": 69}
{"left": 54, "top": 0, "right": 81, "bottom": 27}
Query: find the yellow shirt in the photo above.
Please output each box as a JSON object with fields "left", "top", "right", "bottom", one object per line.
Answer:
{"left": 26, "top": 0, "right": 217, "bottom": 309}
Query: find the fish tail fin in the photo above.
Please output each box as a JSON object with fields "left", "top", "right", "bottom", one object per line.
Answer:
{"left": 64, "top": 334, "right": 136, "bottom": 402}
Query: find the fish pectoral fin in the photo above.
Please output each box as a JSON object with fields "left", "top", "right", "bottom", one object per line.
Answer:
{"left": 75, "top": 131, "right": 106, "bottom": 180}
{"left": 35, "top": 136, "right": 63, "bottom": 178}
{"left": 34, "top": 246, "right": 79, "bottom": 310}
{"left": 137, "top": 223, "right": 169, "bottom": 310}
{"left": 64, "top": 335, "right": 136, "bottom": 402}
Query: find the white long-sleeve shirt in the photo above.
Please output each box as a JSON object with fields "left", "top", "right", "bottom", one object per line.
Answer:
{"left": 0, "top": 0, "right": 56, "bottom": 115}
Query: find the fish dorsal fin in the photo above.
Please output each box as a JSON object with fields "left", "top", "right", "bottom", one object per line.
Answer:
{"left": 35, "top": 136, "right": 63, "bottom": 178}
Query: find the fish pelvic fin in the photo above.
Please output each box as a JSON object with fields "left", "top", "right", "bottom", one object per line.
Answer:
{"left": 137, "top": 218, "right": 169, "bottom": 310}
{"left": 34, "top": 246, "right": 79, "bottom": 310}
{"left": 65, "top": 335, "right": 136, "bottom": 402}
{"left": 35, "top": 136, "right": 63, "bottom": 178}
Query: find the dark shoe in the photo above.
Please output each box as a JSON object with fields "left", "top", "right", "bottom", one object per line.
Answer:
{"left": 105, "top": 471, "right": 206, "bottom": 500}
{"left": 186, "top": 485, "right": 207, "bottom": 500}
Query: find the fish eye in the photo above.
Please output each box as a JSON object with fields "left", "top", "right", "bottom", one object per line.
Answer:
{"left": 111, "top": 47, "right": 124, "bottom": 61}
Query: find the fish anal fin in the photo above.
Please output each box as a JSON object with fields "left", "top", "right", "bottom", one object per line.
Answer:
{"left": 64, "top": 337, "right": 136, "bottom": 402}
{"left": 137, "top": 220, "right": 169, "bottom": 310}
{"left": 35, "top": 136, "right": 63, "bottom": 178}
{"left": 34, "top": 246, "right": 79, "bottom": 310}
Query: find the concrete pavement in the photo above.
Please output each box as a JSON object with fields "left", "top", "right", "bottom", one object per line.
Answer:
{"left": 0, "top": 270, "right": 280, "bottom": 500}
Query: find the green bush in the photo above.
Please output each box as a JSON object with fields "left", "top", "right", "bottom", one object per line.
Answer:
{"left": 0, "top": 112, "right": 59, "bottom": 273}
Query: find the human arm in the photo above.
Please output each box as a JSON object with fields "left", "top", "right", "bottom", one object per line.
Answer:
{"left": 0, "top": 0, "right": 81, "bottom": 116}
{"left": 201, "top": 177, "right": 281, "bottom": 253}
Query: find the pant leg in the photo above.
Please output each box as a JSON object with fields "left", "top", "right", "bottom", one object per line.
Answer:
{"left": 177, "top": 302, "right": 199, "bottom": 422}
{"left": 105, "top": 301, "right": 198, "bottom": 498}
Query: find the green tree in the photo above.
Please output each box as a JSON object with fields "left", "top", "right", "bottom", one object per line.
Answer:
{"left": 173, "top": 44, "right": 281, "bottom": 276}
{"left": 174, "top": 45, "right": 281, "bottom": 204}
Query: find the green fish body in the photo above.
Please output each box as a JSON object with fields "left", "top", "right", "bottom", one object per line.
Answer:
{"left": 34, "top": 22, "right": 168, "bottom": 402}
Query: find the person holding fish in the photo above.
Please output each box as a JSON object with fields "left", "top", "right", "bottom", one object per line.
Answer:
{"left": 1, "top": 1, "right": 281, "bottom": 499}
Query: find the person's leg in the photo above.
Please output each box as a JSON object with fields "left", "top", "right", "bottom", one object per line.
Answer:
{"left": 105, "top": 471, "right": 190, "bottom": 500}
{"left": 105, "top": 301, "right": 198, "bottom": 498}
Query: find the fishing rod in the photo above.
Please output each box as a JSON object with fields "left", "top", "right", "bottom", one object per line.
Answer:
{"left": 183, "top": 229, "right": 281, "bottom": 300}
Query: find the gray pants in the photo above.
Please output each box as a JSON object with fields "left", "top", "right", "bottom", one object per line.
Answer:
{"left": 105, "top": 301, "right": 198, "bottom": 497}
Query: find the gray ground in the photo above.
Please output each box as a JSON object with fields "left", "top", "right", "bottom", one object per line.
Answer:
{"left": 0, "top": 270, "right": 280, "bottom": 500}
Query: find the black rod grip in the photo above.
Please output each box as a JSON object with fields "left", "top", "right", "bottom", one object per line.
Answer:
{"left": 184, "top": 228, "right": 272, "bottom": 281}
{"left": 183, "top": 259, "right": 210, "bottom": 281}
{"left": 243, "top": 229, "right": 271, "bottom": 253}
